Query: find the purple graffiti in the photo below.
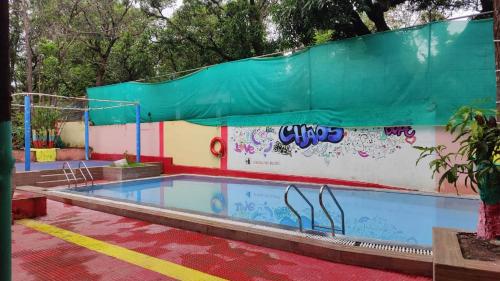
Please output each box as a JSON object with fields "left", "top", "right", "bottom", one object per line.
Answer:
{"left": 263, "top": 142, "right": 273, "bottom": 153}
{"left": 251, "top": 130, "right": 261, "bottom": 145}
{"left": 235, "top": 143, "right": 255, "bottom": 154}
{"left": 383, "top": 126, "right": 415, "bottom": 138}
{"left": 279, "top": 125, "right": 344, "bottom": 149}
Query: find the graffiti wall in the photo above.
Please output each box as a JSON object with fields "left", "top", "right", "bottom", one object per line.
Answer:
{"left": 228, "top": 125, "right": 436, "bottom": 191}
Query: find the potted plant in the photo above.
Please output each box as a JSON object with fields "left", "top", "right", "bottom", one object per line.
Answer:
{"left": 416, "top": 107, "right": 499, "bottom": 240}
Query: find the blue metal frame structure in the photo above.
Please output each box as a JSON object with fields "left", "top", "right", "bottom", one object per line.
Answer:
{"left": 14, "top": 93, "right": 140, "bottom": 171}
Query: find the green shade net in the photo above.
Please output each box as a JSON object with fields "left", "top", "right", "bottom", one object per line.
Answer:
{"left": 87, "top": 19, "right": 496, "bottom": 127}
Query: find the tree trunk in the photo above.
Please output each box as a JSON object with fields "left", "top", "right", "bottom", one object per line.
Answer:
{"left": 477, "top": 0, "right": 500, "bottom": 241}
{"left": 248, "top": 0, "right": 264, "bottom": 56}
{"left": 365, "top": 2, "right": 390, "bottom": 32}
{"left": 350, "top": 10, "right": 371, "bottom": 36}
{"left": 477, "top": 202, "right": 500, "bottom": 240}
{"left": 482, "top": 0, "right": 494, "bottom": 13}
{"left": 95, "top": 61, "right": 106, "bottom": 86}
{"left": 96, "top": 69, "right": 104, "bottom": 86}
{"left": 21, "top": 0, "right": 32, "bottom": 93}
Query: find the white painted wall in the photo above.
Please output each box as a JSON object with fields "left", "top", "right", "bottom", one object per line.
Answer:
{"left": 227, "top": 126, "right": 436, "bottom": 191}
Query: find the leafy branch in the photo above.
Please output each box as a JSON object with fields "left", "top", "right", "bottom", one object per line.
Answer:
{"left": 415, "top": 106, "right": 499, "bottom": 195}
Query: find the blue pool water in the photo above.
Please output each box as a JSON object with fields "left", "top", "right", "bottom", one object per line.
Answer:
{"left": 65, "top": 175, "right": 480, "bottom": 247}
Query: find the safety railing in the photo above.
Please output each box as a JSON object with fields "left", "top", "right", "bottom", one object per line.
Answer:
{"left": 284, "top": 184, "right": 315, "bottom": 232}
{"left": 319, "top": 185, "right": 345, "bottom": 235}
{"left": 62, "top": 161, "right": 78, "bottom": 188}
{"left": 78, "top": 161, "right": 94, "bottom": 187}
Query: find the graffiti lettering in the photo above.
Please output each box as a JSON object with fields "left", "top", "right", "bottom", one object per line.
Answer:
{"left": 235, "top": 143, "right": 255, "bottom": 154}
{"left": 279, "top": 125, "right": 344, "bottom": 149}
{"left": 273, "top": 142, "right": 292, "bottom": 156}
{"left": 384, "top": 126, "right": 415, "bottom": 138}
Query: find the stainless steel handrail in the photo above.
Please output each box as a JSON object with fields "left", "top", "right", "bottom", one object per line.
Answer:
{"left": 62, "top": 161, "right": 78, "bottom": 188}
{"left": 78, "top": 161, "right": 94, "bottom": 187}
{"left": 78, "top": 165, "right": 87, "bottom": 187}
{"left": 319, "top": 185, "right": 345, "bottom": 235}
{"left": 284, "top": 184, "right": 315, "bottom": 232}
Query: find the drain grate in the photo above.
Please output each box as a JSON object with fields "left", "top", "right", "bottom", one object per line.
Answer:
{"left": 299, "top": 232, "right": 432, "bottom": 256}
{"left": 358, "top": 242, "right": 433, "bottom": 256}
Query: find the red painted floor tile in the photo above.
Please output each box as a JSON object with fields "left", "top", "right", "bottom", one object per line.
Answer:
{"left": 12, "top": 224, "right": 172, "bottom": 281}
{"left": 12, "top": 200, "right": 431, "bottom": 281}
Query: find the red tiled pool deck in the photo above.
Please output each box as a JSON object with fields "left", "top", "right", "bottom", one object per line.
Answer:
{"left": 12, "top": 200, "right": 431, "bottom": 281}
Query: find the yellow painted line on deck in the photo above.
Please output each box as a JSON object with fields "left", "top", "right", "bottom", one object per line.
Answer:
{"left": 18, "top": 219, "right": 228, "bottom": 281}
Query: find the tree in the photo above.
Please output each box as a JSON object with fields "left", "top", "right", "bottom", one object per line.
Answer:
{"left": 21, "top": 0, "right": 33, "bottom": 93}
{"left": 416, "top": 107, "right": 499, "bottom": 240}
{"left": 61, "top": 0, "right": 137, "bottom": 86}
{"left": 106, "top": 28, "right": 156, "bottom": 82}
{"left": 9, "top": 0, "right": 155, "bottom": 94}
{"left": 9, "top": 0, "right": 493, "bottom": 92}
{"left": 142, "top": 0, "right": 271, "bottom": 70}
{"left": 9, "top": 0, "right": 23, "bottom": 92}
{"left": 271, "top": 0, "right": 492, "bottom": 47}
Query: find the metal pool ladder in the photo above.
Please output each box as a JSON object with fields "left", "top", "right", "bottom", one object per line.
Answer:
{"left": 284, "top": 184, "right": 345, "bottom": 236}
{"left": 284, "top": 184, "right": 314, "bottom": 232}
{"left": 62, "top": 161, "right": 78, "bottom": 188}
{"left": 319, "top": 185, "right": 345, "bottom": 235}
{"left": 78, "top": 161, "right": 94, "bottom": 187}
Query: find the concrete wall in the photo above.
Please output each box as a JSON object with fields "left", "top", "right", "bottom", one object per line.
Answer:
{"left": 163, "top": 121, "right": 221, "bottom": 168}
{"left": 89, "top": 122, "right": 160, "bottom": 157}
{"left": 88, "top": 121, "right": 474, "bottom": 195}
{"left": 59, "top": 121, "right": 85, "bottom": 147}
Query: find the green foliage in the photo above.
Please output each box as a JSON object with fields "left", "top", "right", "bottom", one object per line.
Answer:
{"left": 141, "top": 0, "right": 271, "bottom": 79}
{"left": 54, "top": 135, "right": 67, "bottom": 149}
{"left": 415, "top": 107, "right": 499, "bottom": 203}
{"left": 271, "top": 0, "right": 491, "bottom": 47}
{"left": 11, "top": 110, "right": 25, "bottom": 149}
{"left": 8, "top": 0, "right": 493, "bottom": 94}
{"left": 31, "top": 108, "right": 61, "bottom": 131}
{"left": 313, "top": 30, "right": 334, "bottom": 45}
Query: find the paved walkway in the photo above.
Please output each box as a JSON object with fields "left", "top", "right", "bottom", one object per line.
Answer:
{"left": 12, "top": 200, "right": 431, "bottom": 281}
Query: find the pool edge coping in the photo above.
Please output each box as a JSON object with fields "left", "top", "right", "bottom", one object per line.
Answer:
{"left": 21, "top": 186, "right": 433, "bottom": 277}
{"left": 56, "top": 173, "right": 481, "bottom": 200}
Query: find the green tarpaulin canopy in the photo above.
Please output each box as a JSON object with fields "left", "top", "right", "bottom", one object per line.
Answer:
{"left": 87, "top": 19, "right": 496, "bottom": 127}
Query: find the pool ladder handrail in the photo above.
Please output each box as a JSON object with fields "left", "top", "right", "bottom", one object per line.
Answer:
{"left": 77, "top": 161, "right": 94, "bottom": 187}
{"left": 284, "top": 184, "right": 315, "bottom": 232}
{"left": 319, "top": 185, "right": 345, "bottom": 235}
{"left": 61, "top": 161, "right": 78, "bottom": 188}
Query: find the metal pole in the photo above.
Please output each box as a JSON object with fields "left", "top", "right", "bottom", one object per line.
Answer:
{"left": 84, "top": 110, "right": 89, "bottom": 160}
{"left": 0, "top": 1, "right": 12, "bottom": 280}
{"left": 24, "top": 95, "right": 31, "bottom": 171}
{"left": 136, "top": 104, "right": 141, "bottom": 163}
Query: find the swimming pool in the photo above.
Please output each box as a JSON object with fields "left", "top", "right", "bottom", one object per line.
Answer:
{"left": 64, "top": 175, "right": 479, "bottom": 247}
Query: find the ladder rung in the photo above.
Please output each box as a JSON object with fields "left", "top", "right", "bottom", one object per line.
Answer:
{"left": 313, "top": 224, "right": 332, "bottom": 230}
